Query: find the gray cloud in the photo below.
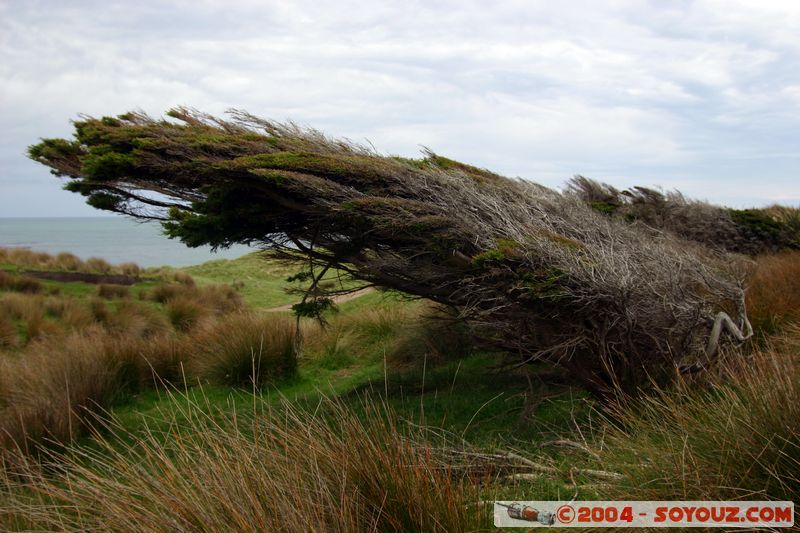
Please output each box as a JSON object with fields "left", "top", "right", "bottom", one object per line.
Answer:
{"left": 1, "top": 0, "right": 798, "bottom": 217}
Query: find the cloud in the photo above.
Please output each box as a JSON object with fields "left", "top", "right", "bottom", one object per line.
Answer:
{"left": 1, "top": 0, "right": 799, "bottom": 216}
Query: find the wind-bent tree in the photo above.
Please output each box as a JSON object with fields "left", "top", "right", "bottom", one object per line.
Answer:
{"left": 29, "top": 108, "right": 752, "bottom": 396}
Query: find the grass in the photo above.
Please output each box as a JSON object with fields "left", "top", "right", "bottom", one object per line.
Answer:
{"left": 746, "top": 250, "right": 800, "bottom": 335}
{"left": 1, "top": 245, "right": 799, "bottom": 530}
{"left": 189, "top": 312, "right": 296, "bottom": 387}
{"left": 590, "top": 327, "right": 800, "bottom": 503}
{"left": 0, "top": 395, "right": 494, "bottom": 532}
{"left": 183, "top": 251, "right": 361, "bottom": 309}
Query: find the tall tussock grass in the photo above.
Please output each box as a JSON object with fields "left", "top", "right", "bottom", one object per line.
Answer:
{"left": 189, "top": 313, "right": 296, "bottom": 387}
{"left": 595, "top": 324, "right": 800, "bottom": 502}
{"left": 0, "top": 271, "right": 42, "bottom": 294}
{"left": 303, "top": 302, "right": 419, "bottom": 368}
{"left": 747, "top": 250, "right": 800, "bottom": 334}
{"left": 0, "top": 396, "right": 491, "bottom": 532}
{"left": 0, "top": 310, "right": 298, "bottom": 452}
{"left": 0, "top": 308, "right": 16, "bottom": 348}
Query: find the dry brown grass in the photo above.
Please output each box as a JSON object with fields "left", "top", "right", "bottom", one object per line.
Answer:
{"left": 0, "top": 333, "right": 127, "bottom": 450}
{"left": 54, "top": 251, "right": 82, "bottom": 271}
{"left": 0, "top": 271, "right": 42, "bottom": 294}
{"left": 594, "top": 324, "right": 800, "bottom": 502}
{"left": 118, "top": 262, "right": 141, "bottom": 277}
{"left": 106, "top": 301, "right": 171, "bottom": 338}
{"left": 1, "top": 293, "right": 44, "bottom": 322}
{"left": 0, "top": 247, "right": 147, "bottom": 278}
{"left": 165, "top": 296, "right": 209, "bottom": 332}
{"left": 96, "top": 283, "right": 129, "bottom": 299}
{"left": 84, "top": 257, "right": 112, "bottom": 274}
{"left": 172, "top": 270, "right": 195, "bottom": 286}
{"left": 746, "top": 250, "right": 800, "bottom": 333}
{"left": 0, "top": 330, "right": 194, "bottom": 452}
{"left": 0, "top": 396, "right": 491, "bottom": 532}
{"left": 146, "top": 282, "right": 188, "bottom": 303}
{"left": 59, "top": 300, "right": 97, "bottom": 331}
{"left": 189, "top": 312, "right": 295, "bottom": 387}
{"left": 0, "top": 298, "right": 300, "bottom": 452}
{"left": 0, "top": 308, "right": 17, "bottom": 348}
{"left": 194, "top": 284, "right": 242, "bottom": 314}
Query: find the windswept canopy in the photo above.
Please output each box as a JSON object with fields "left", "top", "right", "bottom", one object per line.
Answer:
{"left": 29, "top": 108, "right": 752, "bottom": 395}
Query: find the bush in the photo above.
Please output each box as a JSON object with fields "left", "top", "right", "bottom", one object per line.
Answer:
{"left": 189, "top": 313, "right": 296, "bottom": 387}
{"left": 0, "top": 330, "right": 192, "bottom": 452}
{"left": 85, "top": 257, "right": 112, "bottom": 274}
{"left": 97, "top": 283, "right": 129, "bottom": 299}
{"left": 107, "top": 301, "right": 171, "bottom": 337}
{"left": 165, "top": 296, "right": 208, "bottom": 332}
{"left": 54, "top": 252, "right": 83, "bottom": 271}
{"left": 0, "top": 271, "right": 42, "bottom": 294}
{"left": 195, "top": 284, "right": 242, "bottom": 314}
{"left": 146, "top": 282, "right": 188, "bottom": 303}
{"left": 118, "top": 262, "right": 141, "bottom": 277}
{"left": 172, "top": 270, "right": 195, "bottom": 286}
{"left": 60, "top": 300, "right": 98, "bottom": 331}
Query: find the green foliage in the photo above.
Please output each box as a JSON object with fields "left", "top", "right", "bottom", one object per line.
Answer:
{"left": 285, "top": 270, "right": 313, "bottom": 283}
{"left": 81, "top": 152, "right": 136, "bottom": 180}
{"left": 292, "top": 297, "right": 336, "bottom": 318}
{"left": 729, "top": 208, "right": 783, "bottom": 237}
{"left": 86, "top": 191, "right": 124, "bottom": 211}
{"left": 471, "top": 248, "right": 505, "bottom": 267}
{"left": 472, "top": 239, "right": 519, "bottom": 267}
{"left": 27, "top": 138, "right": 83, "bottom": 162}
{"left": 515, "top": 268, "right": 566, "bottom": 299}
{"left": 589, "top": 200, "right": 619, "bottom": 215}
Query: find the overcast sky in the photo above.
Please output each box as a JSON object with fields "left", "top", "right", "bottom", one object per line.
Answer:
{"left": 1, "top": 0, "right": 799, "bottom": 217}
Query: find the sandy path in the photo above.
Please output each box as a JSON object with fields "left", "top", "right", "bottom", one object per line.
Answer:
{"left": 264, "top": 287, "right": 374, "bottom": 312}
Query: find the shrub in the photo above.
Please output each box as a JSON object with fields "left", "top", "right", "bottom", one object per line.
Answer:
{"left": 107, "top": 300, "right": 171, "bottom": 337}
{"left": 146, "top": 283, "right": 189, "bottom": 303}
{"left": 189, "top": 313, "right": 295, "bottom": 387}
{"left": 165, "top": 296, "right": 208, "bottom": 332}
{"left": 54, "top": 252, "right": 83, "bottom": 271}
{"left": 87, "top": 297, "right": 110, "bottom": 323}
{"left": 25, "top": 314, "right": 63, "bottom": 343}
{"left": 195, "top": 284, "right": 242, "bottom": 314}
{"left": 85, "top": 257, "right": 112, "bottom": 274}
{"left": 60, "top": 300, "right": 97, "bottom": 331}
{"left": 97, "top": 283, "right": 130, "bottom": 299}
{"left": 0, "top": 271, "right": 42, "bottom": 294}
{"left": 0, "top": 330, "right": 192, "bottom": 452}
{"left": 0, "top": 397, "right": 490, "bottom": 531}
{"left": 172, "top": 270, "right": 195, "bottom": 286}
{"left": 118, "top": 262, "right": 141, "bottom": 277}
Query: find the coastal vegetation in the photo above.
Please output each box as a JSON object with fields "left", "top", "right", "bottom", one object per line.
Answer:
{"left": 0, "top": 109, "right": 797, "bottom": 529}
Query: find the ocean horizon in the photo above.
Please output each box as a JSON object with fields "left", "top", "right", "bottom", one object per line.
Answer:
{"left": 0, "top": 216, "right": 252, "bottom": 268}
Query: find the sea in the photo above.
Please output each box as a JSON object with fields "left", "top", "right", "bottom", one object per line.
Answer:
{"left": 0, "top": 217, "right": 252, "bottom": 268}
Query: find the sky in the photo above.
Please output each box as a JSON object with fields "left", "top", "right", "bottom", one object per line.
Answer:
{"left": 1, "top": 0, "right": 799, "bottom": 217}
